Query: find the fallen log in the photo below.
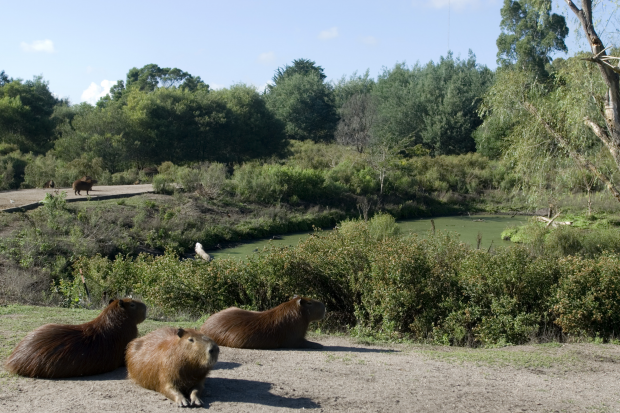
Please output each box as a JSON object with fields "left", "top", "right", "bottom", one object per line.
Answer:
{"left": 535, "top": 215, "right": 573, "bottom": 227}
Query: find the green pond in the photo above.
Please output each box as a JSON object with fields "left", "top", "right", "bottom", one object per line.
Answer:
{"left": 208, "top": 214, "right": 529, "bottom": 260}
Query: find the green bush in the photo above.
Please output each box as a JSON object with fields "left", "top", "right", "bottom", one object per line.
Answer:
{"left": 552, "top": 254, "right": 620, "bottom": 339}
{"left": 23, "top": 153, "right": 57, "bottom": 188}
{"left": 438, "top": 247, "right": 559, "bottom": 346}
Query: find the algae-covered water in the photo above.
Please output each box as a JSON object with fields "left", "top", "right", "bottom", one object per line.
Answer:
{"left": 208, "top": 214, "right": 529, "bottom": 260}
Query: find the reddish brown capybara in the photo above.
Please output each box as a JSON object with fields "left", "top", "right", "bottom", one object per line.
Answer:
{"left": 72, "top": 177, "right": 97, "bottom": 195}
{"left": 42, "top": 180, "right": 55, "bottom": 188}
{"left": 4, "top": 298, "right": 146, "bottom": 378}
{"left": 126, "top": 327, "right": 219, "bottom": 407}
{"left": 200, "top": 296, "right": 326, "bottom": 349}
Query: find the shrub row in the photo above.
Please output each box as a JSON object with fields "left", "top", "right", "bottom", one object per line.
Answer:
{"left": 64, "top": 215, "right": 620, "bottom": 346}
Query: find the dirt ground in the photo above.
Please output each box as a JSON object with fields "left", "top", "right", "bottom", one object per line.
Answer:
{"left": 0, "top": 185, "right": 154, "bottom": 211}
{"left": 1, "top": 336, "right": 620, "bottom": 413}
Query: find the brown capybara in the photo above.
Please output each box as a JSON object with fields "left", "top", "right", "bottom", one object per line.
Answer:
{"left": 201, "top": 296, "right": 326, "bottom": 349}
{"left": 72, "top": 177, "right": 97, "bottom": 195}
{"left": 42, "top": 180, "right": 55, "bottom": 188}
{"left": 4, "top": 298, "right": 146, "bottom": 378}
{"left": 126, "top": 327, "right": 219, "bottom": 407}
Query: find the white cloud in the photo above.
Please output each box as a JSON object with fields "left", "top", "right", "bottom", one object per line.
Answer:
{"left": 415, "top": 0, "right": 486, "bottom": 10}
{"left": 318, "top": 27, "right": 339, "bottom": 40}
{"left": 20, "top": 39, "right": 55, "bottom": 53}
{"left": 81, "top": 80, "right": 116, "bottom": 105}
{"left": 360, "top": 36, "right": 378, "bottom": 46}
{"left": 258, "top": 51, "right": 275, "bottom": 63}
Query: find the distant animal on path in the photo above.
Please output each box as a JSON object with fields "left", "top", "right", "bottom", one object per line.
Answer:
{"left": 4, "top": 298, "right": 146, "bottom": 378}
{"left": 126, "top": 327, "right": 219, "bottom": 407}
{"left": 73, "top": 177, "right": 97, "bottom": 195}
{"left": 43, "top": 180, "right": 55, "bottom": 188}
{"left": 201, "top": 296, "right": 325, "bottom": 349}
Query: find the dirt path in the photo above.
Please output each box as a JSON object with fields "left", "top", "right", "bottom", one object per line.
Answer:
{"left": 1, "top": 336, "right": 619, "bottom": 412}
{"left": 0, "top": 184, "right": 154, "bottom": 211}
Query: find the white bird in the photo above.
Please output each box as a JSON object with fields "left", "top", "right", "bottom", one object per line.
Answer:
{"left": 9, "top": 199, "right": 14, "bottom": 204}
{"left": 194, "top": 242, "right": 212, "bottom": 262}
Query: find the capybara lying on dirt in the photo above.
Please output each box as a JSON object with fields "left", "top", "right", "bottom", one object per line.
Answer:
{"left": 126, "top": 327, "right": 219, "bottom": 407}
{"left": 43, "top": 180, "right": 55, "bottom": 188}
{"left": 72, "top": 176, "right": 97, "bottom": 195}
{"left": 201, "top": 296, "right": 326, "bottom": 349}
{"left": 4, "top": 298, "right": 146, "bottom": 378}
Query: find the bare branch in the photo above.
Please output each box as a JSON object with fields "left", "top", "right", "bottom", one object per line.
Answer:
{"left": 584, "top": 116, "right": 617, "bottom": 157}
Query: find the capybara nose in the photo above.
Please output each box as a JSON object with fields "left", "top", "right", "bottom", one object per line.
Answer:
{"left": 209, "top": 344, "right": 220, "bottom": 355}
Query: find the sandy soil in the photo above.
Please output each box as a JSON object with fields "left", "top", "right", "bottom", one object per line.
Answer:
{"left": 1, "top": 336, "right": 620, "bottom": 412}
{"left": 0, "top": 185, "right": 154, "bottom": 210}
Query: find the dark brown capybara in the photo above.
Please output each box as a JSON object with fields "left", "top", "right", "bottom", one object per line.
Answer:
{"left": 200, "top": 296, "right": 325, "bottom": 349}
{"left": 4, "top": 298, "right": 146, "bottom": 378}
{"left": 42, "top": 180, "right": 55, "bottom": 188}
{"left": 72, "top": 177, "right": 97, "bottom": 195}
{"left": 126, "top": 327, "right": 219, "bottom": 407}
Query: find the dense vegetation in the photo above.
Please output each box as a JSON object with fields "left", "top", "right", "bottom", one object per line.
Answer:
{"left": 2, "top": 0, "right": 620, "bottom": 346}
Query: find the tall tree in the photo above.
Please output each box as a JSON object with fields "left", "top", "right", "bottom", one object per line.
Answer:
{"left": 373, "top": 53, "right": 493, "bottom": 156}
{"left": 266, "top": 60, "right": 338, "bottom": 142}
{"left": 271, "top": 58, "right": 327, "bottom": 85}
{"left": 0, "top": 76, "right": 61, "bottom": 153}
{"left": 335, "top": 93, "right": 377, "bottom": 153}
{"left": 496, "top": 0, "right": 569, "bottom": 77}
{"left": 560, "top": 0, "right": 620, "bottom": 201}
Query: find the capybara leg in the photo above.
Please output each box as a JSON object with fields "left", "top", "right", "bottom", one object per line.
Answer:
{"left": 162, "top": 385, "right": 189, "bottom": 407}
{"left": 189, "top": 379, "right": 205, "bottom": 406}
{"left": 189, "top": 388, "right": 203, "bottom": 406}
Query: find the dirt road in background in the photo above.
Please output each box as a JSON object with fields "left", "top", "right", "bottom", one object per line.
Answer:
{"left": 0, "top": 184, "right": 154, "bottom": 211}
{"left": 1, "top": 336, "right": 619, "bottom": 412}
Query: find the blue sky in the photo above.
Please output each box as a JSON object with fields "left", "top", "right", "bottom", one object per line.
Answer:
{"left": 1, "top": 0, "right": 587, "bottom": 105}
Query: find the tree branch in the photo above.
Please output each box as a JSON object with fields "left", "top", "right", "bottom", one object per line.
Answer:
{"left": 524, "top": 102, "right": 620, "bottom": 203}
{"left": 584, "top": 116, "right": 618, "bottom": 157}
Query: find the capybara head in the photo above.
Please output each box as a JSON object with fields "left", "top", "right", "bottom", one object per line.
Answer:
{"left": 110, "top": 297, "right": 147, "bottom": 324}
{"left": 126, "top": 327, "right": 219, "bottom": 407}
{"left": 295, "top": 296, "right": 326, "bottom": 322}
{"left": 174, "top": 328, "right": 220, "bottom": 369}
{"left": 4, "top": 297, "right": 147, "bottom": 378}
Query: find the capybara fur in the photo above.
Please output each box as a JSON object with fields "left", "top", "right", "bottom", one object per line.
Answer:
{"left": 126, "top": 327, "right": 219, "bottom": 407}
{"left": 201, "top": 296, "right": 326, "bottom": 349}
{"left": 4, "top": 298, "right": 146, "bottom": 378}
{"left": 42, "top": 180, "right": 55, "bottom": 188}
{"left": 72, "top": 177, "right": 97, "bottom": 195}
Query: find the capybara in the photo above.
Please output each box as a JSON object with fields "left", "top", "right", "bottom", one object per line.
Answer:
{"left": 126, "top": 327, "right": 219, "bottom": 407}
{"left": 42, "top": 180, "right": 55, "bottom": 188}
{"left": 72, "top": 177, "right": 97, "bottom": 195}
{"left": 4, "top": 298, "right": 146, "bottom": 378}
{"left": 201, "top": 296, "right": 325, "bottom": 349}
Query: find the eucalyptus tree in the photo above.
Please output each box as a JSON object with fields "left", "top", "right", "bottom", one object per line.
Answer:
{"left": 496, "top": 0, "right": 568, "bottom": 77}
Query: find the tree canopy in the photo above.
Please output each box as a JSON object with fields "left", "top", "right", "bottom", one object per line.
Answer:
{"left": 266, "top": 60, "right": 338, "bottom": 142}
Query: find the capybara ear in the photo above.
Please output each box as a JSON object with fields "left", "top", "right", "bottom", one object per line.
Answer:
{"left": 109, "top": 298, "right": 115, "bottom": 304}
{"left": 118, "top": 299, "right": 124, "bottom": 308}
{"left": 177, "top": 328, "right": 185, "bottom": 338}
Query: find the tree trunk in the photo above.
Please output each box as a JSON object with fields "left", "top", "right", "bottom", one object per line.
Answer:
{"left": 565, "top": 0, "right": 620, "bottom": 172}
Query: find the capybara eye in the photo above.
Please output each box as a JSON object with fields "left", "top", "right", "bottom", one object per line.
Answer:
{"left": 188, "top": 338, "right": 194, "bottom": 342}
